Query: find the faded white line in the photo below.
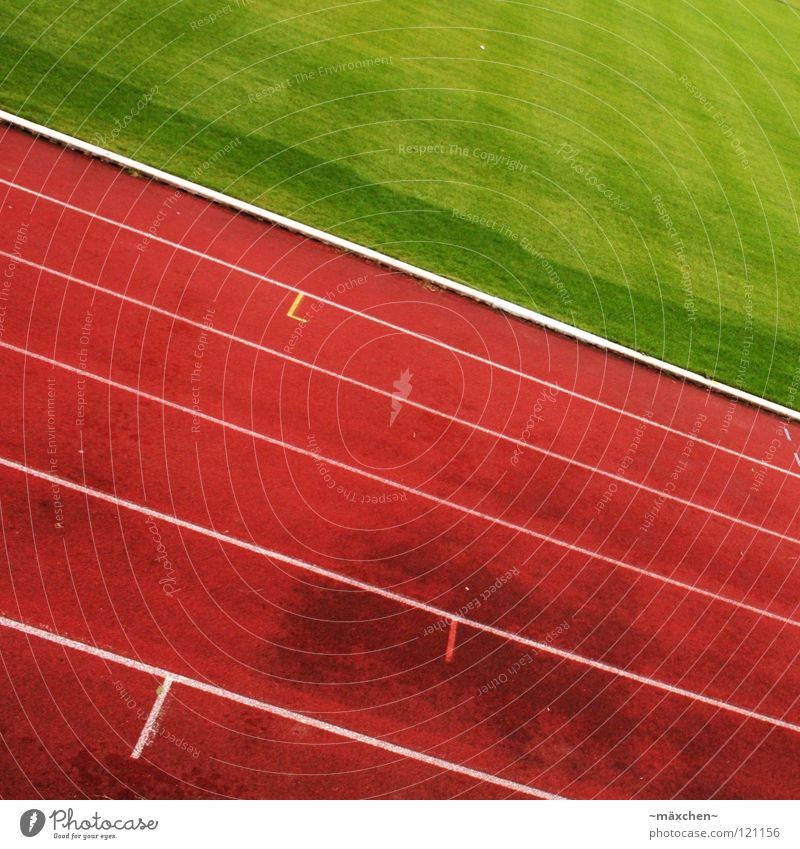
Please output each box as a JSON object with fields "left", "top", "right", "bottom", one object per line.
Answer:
{"left": 0, "top": 456, "right": 798, "bottom": 734}
{"left": 0, "top": 614, "right": 560, "bottom": 799}
{"left": 3, "top": 338, "right": 798, "bottom": 629}
{"left": 0, "top": 178, "right": 795, "bottom": 477}
{"left": 131, "top": 676, "right": 172, "bottom": 759}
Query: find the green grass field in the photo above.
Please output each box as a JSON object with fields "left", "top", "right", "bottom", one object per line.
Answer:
{"left": 2, "top": 0, "right": 799, "bottom": 407}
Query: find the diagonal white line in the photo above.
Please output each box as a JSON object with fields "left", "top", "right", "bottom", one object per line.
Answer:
{"left": 0, "top": 455, "right": 798, "bottom": 734}
{"left": 2, "top": 337, "right": 797, "bottom": 629}
{"left": 0, "top": 176, "right": 795, "bottom": 481}
{"left": 131, "top": 676, "right": 172, "bottom": 759}
{"left": 3, "top": 250, "right": 797, "bottom": 542}
{"left": 0, "top": 614, "right": 561, "bottom": 799}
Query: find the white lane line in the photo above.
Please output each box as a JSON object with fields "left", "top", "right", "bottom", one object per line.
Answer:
{"left": 0, "top": 615, "right": 560, "bottom": 799}
{"left": 3, "top": 338, "right": 798, "bottom": 628}
{"left": 0, "top": 456, "right": 798, "bottom": 734}
{"left": 131, "top": 677, "right": 172, "bottom": 759}
{"left": 6, "top": 251, "right": 799, "bottom": 535}
{"left": 0, "top": 177, "right": 793, "bottom": 478}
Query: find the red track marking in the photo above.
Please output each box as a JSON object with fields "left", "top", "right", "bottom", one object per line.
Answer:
{"left": 1, "top": 123, "right": 800, "bottom": 799}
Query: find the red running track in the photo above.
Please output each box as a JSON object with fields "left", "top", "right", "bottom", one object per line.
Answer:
{"left": 0, "top": 123, "right": 799, "bottom": 800}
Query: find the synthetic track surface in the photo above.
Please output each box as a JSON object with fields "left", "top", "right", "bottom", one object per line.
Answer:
{"left": 0, "top": 124, "right": 798, "bottom": 800}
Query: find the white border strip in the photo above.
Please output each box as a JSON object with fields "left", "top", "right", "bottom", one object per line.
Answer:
{"left": 1, "top": 108, "right": 797, "bottom": 423}
{"left": 0, "top": 614, "right": 560, "bottom": 799}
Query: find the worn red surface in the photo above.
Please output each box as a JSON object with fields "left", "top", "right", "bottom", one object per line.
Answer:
{"left": 0, "top": 123, "right": 798, "bottom": 800}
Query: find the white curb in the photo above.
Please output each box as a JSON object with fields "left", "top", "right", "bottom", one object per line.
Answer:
{"left": 1, "top": 107, "right": 796, "bottom": 423}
